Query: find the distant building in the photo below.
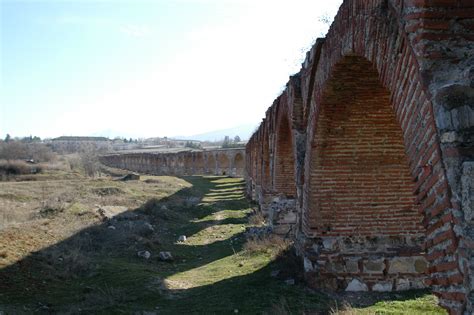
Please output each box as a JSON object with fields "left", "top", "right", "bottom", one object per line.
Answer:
{"left": 51, "top": 136, "right": 111, "bottom": 153}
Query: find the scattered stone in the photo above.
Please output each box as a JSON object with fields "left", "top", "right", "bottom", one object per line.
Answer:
{"left": 138, "top": 251, "right": 151, "bottom": 259}
{"left": 161, "top": 205, "right": 168, "bottom": 211}
{"left": 270, "top": 270, "right": 280, "bottom": 278}
{"left": 234, "top": 309, "right": 239, "bottom": 314}
{"left": 346, "top": 278, "right": 368, "bottom": 292}
{"left": 159, "top": 251, "right": 173, "bottom": 261}
{"left": 107, "top": 225, "right": 116, "bottom": 230}
{"left": 284, "top": 278, "right": 295, "bottom": 285}
{"left": 178, "top": 235, "right": 187, "bottom": 242}
{"left": 134, "top": 221, "right": 155, "bottom": 237}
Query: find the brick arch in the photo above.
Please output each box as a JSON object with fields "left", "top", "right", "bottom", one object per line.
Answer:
{"left": 217, "top": 153, "right": 230, "bottom": 175}
{"left": 206, "top": 153, "right": 216, "bottom": 174}
{"left": 273, "top": 105, "right": 296, "bottom": 197}
{"left": 301, "top": 0, "right": 462, "bottom": 310}
{"left": 261, "top": 125, "right": 271, "bottom": 192}
{"left": 194, "top": 152, "right": 205, "bottom": 174}
{"left": 233, "top": 152, "right": 244, "bottom": 177}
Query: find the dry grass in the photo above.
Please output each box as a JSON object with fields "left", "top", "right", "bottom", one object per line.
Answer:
{"left": 248, "top": 211, "right": 266, "bottom": 226}
{"left": 244, "top": 233, "right": 291, "bottom": 256}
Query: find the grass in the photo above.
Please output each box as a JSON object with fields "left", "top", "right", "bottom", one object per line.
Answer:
{"left": 0, "top": 165, "right": 447, "bottom": 314}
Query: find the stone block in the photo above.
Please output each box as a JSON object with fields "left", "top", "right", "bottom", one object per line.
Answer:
{"left": 395, "top": 278, "right": 411, "bottom": 291}
{"left": 414, "top": 258, "right": 428, "bottom": 273}
{"left": 388, "top": 257, "right": 416, "bottom": 274}
{"left": 322, "top": 237, "right": 338, "bottom": 250}
{"left": 346, "top": 278, "right": 368, "bottom": 292}
{"left": 364, "top": 258, "right": 385, "bottom": 274}
{"left": 372, "top": 281, "right": 393, "bottom": 292}
{"left": 303, "top": 257, "right": 314, "bottom": 272}
{"left": 345, "top": 258, "right": 360, "bottom": 273}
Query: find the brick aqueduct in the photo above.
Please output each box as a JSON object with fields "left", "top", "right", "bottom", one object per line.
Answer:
{"left": 246, "top": 0, "right": 473, "bottom": 314}
{"left": 100, "top": 0, "right": 473, "bottom": 313}
{"left": 100, "top": 148, "right": 246, "bottom": 177}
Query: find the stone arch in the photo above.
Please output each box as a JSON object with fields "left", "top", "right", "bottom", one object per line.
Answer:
{"left": 273, "top": 103, "right": 296, "bottom": 197}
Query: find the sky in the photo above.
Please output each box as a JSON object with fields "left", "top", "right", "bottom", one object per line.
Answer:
{"left": 1, "top": 0, "right": 342, "bottom": 139}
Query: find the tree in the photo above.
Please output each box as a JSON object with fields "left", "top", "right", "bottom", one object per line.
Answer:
{"left": 4, "top": 134, "right": 11, "bottom": 143}
{"left": 234, "top": 135, "right": 241, "bottom": 143}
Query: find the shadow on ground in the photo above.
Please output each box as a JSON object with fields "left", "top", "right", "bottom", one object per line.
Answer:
{"left": 0, "top": 175, "right": 442, "bottom": 314}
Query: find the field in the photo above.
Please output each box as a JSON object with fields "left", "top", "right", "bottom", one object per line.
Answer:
{"left": 0, "top": 163, "right": 446, "bottom": 314}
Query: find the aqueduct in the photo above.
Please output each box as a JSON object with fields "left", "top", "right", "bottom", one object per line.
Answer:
{"left": 100, "top": 148, "right": 245, "bottom": 177}
{"left": 99, "top": 0, "right": 473, "bottom": 312}
{"left": 246, "top": 0, "right": 473, "bottom": 313}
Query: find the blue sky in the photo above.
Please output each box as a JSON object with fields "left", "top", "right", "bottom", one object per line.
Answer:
{"left": 1, "top": 0, "right": 342, "bottom": 139}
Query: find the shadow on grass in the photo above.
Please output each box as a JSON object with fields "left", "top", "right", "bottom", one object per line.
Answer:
{"left": 0, "top": 175, "right": 440, "bottom": 314}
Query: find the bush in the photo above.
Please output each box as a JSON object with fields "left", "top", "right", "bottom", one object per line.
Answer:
{"left": 0, "top": 160, "right": 42, "bottom": 176}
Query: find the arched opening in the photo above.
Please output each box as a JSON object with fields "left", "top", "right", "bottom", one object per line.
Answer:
{"left": 274, "top": 114, "right": 296, "bottom": 197}
{"left": 184, "top": 154, "right": 193, "bottom": 174}
{"left": 194, "top": 152, "right": 205, "bottom": 174}
{"left": 262, "top": 130, "right": 271, "bottom": 192}
{"left": 218, "top": 153, "right": 230, "bottom": 175}
{"left": 233, "top": 153, "right": 244, "bottom": 177}
{"left": 305, "top": 56, "right": 425, "bottom": 290}
{"left": 206, "top": 154, "right": 216, "bottom": 174}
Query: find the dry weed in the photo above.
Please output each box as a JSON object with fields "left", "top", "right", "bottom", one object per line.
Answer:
{"left": 244, "top": 234, "right": 291, "bottom": 255}
{"left": 248, "top": 211, "right": 266, "bottom": 226}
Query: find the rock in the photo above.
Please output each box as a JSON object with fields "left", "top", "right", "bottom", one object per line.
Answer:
{"left": 121, "top": 173, "right": 140, "bottom": 181}
{"left": 160, "top": 205, "right": 168, "bottom": 211}
{"left": 372, "top": 281, "right": 393, "bottom": 292}
{"left": 107, "top": 225, "right": 116, "bottom": 230}
{"left": 178, "top": 235, "right": 187, "bottom": 242}
{"left": 96, "top": 206, "right": 128, "bottom": 220}
{"left": 134, "top": 221, "right": 155, "bottom": 237}
{"left": 270, "top": 270, "right": 280, "bottom": 278}
{"left": 284, "top": 278, "right": 295, "bottom": 285}
{"left": 303, "top": 257, "right": 314, "bottom": 272}
{"left": 138, "top": 251, "right": 151, "bottom": 259}
{"left": 322, "top": 237, "right": 338, "bottom": 250}
{"left": 159, "top": 251, "right": 173, "bottom": 261}
{"left": 345, "top": 278, "right": 368, "bottom": 292}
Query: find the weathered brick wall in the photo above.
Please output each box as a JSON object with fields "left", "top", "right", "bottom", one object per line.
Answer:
{"left": 245, "top": 0, "right": 473, "bottom": 313}
{"left": 101, "top": 148, "right": 245, "bottom": 177}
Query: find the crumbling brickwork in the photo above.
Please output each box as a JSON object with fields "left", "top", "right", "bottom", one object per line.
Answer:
{"left": 246, "top": 0, "right": 473, "bottom": 313}
{"left": 101, "top": 148, "right": 245, "bottom": 177}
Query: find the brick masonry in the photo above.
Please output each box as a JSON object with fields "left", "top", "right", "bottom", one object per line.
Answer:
{"left": 246, "top": 0, "right": 473, "bottom": 314}
{"left": 100, "top": 148, "right": 245, "bottom": 177}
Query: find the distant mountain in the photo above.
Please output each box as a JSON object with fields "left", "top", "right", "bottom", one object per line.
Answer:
{"left": 176, "top": 123, "right": 258, "bottom": 142}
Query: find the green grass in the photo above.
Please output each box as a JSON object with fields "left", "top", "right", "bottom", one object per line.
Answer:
{"left": 0, "top": 175, "right": 446, "bottom": 314}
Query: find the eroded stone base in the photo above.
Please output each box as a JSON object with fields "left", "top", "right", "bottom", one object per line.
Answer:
{"left": 301, "top": 234, "right": 428, "bottom": 292}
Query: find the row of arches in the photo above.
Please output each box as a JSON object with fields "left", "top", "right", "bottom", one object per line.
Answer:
{"left": 245, "top": 0, "right": 473, "bottom": 313}
{"left": 101, "top": 149, "right": 245, "bottom": 177}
